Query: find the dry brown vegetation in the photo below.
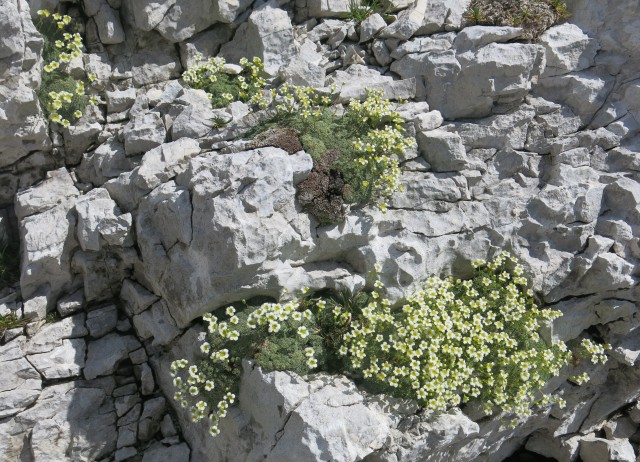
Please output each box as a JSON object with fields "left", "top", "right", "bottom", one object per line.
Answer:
{"left": 464, "top": 0, "right": 570, "bottom": 40}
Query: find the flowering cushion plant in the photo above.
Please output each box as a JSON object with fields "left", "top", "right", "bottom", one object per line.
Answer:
{"left": 170, "top": 253, "right": 609, "bottom": 437}
{"left": 36, "top": 10, "right": 98, "bottom": 127}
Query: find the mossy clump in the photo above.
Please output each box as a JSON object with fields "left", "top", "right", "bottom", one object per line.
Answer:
{"left": 464, "top": 0, "right": 570, "bottom": 40}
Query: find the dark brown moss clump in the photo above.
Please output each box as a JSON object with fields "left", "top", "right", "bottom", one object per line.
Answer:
{"left": 296, "top": 149, "right": 346, "bottom": 225}
{"left": 246, "top": 127, "right": 304, "bottom": 155}
{"left": 464, "top": 0, "right": 570, "bottom": 40}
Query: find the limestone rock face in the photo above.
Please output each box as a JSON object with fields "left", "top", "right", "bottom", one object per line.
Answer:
{"left": 135, "top": 147, "right": 315, "bottom": 327}
{"left": 392, "top": 42, "right": 542, "bottom": 119}
{"left": 16, "top": 168, "right": 79, "bottom": 309}
{"left": 538, "top": 23, "right": 599, "bottom": 77}
{"left": 0, "top": 0, "right": 49, "bottom": 169}
{"left": 4, "top": 0, "right": 640, "bottom": 460}
{"left": 220, "top": 2, "right": 297, "bottom": 76}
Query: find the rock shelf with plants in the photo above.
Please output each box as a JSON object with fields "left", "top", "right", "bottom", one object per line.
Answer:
{"left": 169, "top": 253, "right": 609, "bottom": 437}
{"left": 181, "top": 55, "right": 415, "bottom": 223}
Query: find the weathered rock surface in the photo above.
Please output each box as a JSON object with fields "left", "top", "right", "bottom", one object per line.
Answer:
{"left": 220, "top": 2, "right": 297, "bottom": 76}
{"left": 0, "top": 0, "right": 49, "bottom": 169}
{"left": 4, "top": 0, "right": 640, "bottom": 460}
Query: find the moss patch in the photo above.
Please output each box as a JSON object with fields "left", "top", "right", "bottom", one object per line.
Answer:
{"left": 465, "top": 0, "right": 570, "bottom": 40}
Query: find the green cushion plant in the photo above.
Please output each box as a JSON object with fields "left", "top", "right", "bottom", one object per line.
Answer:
{"left": 169, "top": 253, "right": 609, "bottom": 436}
{"left": 35, "top": 10, "right": 95, "bottom": 127}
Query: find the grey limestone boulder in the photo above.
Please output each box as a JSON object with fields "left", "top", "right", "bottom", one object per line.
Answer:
{"left": 75, "top": 188, "right": 133, "bottom": 251}
{"left": 17, "top": 168, "right": 79, "bottom": 308}
{"left": 538, "top": 23, "right": 599, "bottom": 77}
{"left": 152, "top": 0, "right": 251, "bottom": 42}
{"left": 84, "top": 333, "right": 141, "bottom": 380}
{"left": 535, "top": 70, "right": 614, "bottom": 123}
{"left": 579, "top": 436, "right": 636, "bottom": 462}
{"left": 169, "top": 88, "right": 216, "bottom": 139}
{"left": 453, "top": 25, "right": 524, "bottom": 51}
{"left": 393, "top": 42, "right": 542, "bottom": 119}
{"left": 76, "top": 139, "right": 137, "bottom": 187}
{"left": 92, "top": 0, "right": 125, "bottom": 44}
{"left": 325, "top": 64, "right": 416, "bottom": 103}
{"left": 27, "top": 338, "right": 86, "bottom": 379}
{"left": 135, "top": 147, "right": 314, "bottom": 327}
{"left": 0, "top": 339, "right": 42, "bottom": 419}
{"left": 359, "top": 13, "right": 386, "bottom": 42}
{"left": 123, "top": 112, "right": 167, "bottom": 156}
{"left": 16, "top": 381, "right": 117, "bottom": 461}
{"left": 220, "top": 2, "right": 296, "bottom": 76}
{"left": 307, "top": 0, "right": 355, "bottom": 18}
{"left": 417, "top": 129, "right": 469, "bottom": 172}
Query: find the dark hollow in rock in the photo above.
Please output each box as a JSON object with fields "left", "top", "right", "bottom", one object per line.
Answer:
{"left": 247, "top": 127, "right": 304, "bottom": 154}
{"left": 296, "top": 149, "right": 346, "bottom": 224}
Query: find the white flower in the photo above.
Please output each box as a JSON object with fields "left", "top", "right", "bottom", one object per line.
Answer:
{"left": 297, "top": 326, "right": 309, "bottom": 339}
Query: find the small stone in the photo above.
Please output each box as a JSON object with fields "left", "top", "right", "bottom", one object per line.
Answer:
{"left": 117, "top": 423, "right": 137, "bottom": 448}
{"left": 129, "top": 347, "right": 148, "bottom": 365}
{"left": 123, "top": 112, "right": 166, "bottom": 156}
{"left": 27, "top": 338, "right": 86, "bottom": 379}
{"left": 115, "top": 446, "right": 137, "bottom": 462}
{"left": 579, "top": 436, "right": 635, "bottom": 462}
{"left": 23, "top": 295, "right": 47, "bottom": 321}
{"left": 136, "top": 362, "right": 155, "bottom": 395}
{"left": 160, "top": 414, "right": 177, "bottom": 438}
{"left": 417, "top": 129, "right": 469, "bottom": 172}
{"left": 26, "top": 313, "right": 87, "bottom": 354}
{"left": 603, "top": 416, "right": 638, "bottom": 439}
{"left": 138, "top": 397, "right": 166, "bottom": 442}
{"left": 113, "top": 383, "right": 139, "bottom": 398}
{"left": 359, "top": 13, "right": 386, "bottom": 43}
{"left": 106, "top": 88, "right": 136, "bottom": 114}
{"left": 84, "top": 333, "right": 141, "bottom": 380}
{"left": 115, "top": 393, "right": 141, "bottom": 418}
{"left": 414, "top": 111, "right": 444, "bottom": 131}
{"left": 118, "top": 403, "right": 142, "bottom": 427}
{"left": 120, "top": 279, "right": 159, "bottom": 317}
{"left": 132, "top": 301, "right": 181, "bottom": 347}
{"left": 141, "top": 443, "right": 190, "bottom": 462}
{"left": 86, "top": 305, "right": 119, "bottom": 338}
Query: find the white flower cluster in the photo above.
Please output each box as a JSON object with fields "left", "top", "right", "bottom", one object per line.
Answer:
{"left": 36, "top": 10, "right": 95, "bottom": 127}
{"left": 339, "top": 252, "right": 571, "bottom": 417}
{"left": 169, "top": 298, "right": 320, "bottom": 438}
{"left": 272, "top": 83, "right": 336, "bottom": 116}
{"left": 580, "top": 338, "right": 609, "bottom": 365}
{"left": 169, "top": 359, "right": 236, "bottom": 436}
{"left": 569, "top": 372, "right": 590, "bottom": 385}
{"left": 349, "top": 89, "right": 415, "bottom": 211}
{"left": 182, "top": 55, "right": 268, "bottom": 108}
